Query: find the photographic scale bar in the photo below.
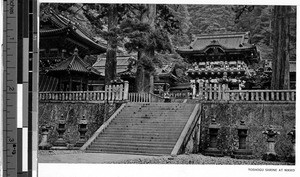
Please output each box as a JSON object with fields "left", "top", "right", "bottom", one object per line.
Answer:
{"left": 2, "top": 0, "right": 38, "bottom": 177}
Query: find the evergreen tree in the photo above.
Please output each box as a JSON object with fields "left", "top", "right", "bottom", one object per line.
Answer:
{"left": 271, "top": 6, "right": 293, "bottom": 89}
{"left": 120, "top": 4, "right": 188, "bottom": 92}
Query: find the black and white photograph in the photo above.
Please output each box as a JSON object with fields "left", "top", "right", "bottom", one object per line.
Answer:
{"left": 0, "top": 0, "right": 299, "bottom": 177}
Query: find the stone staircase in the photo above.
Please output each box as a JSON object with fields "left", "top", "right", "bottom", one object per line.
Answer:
{"left": 86, "top": 102, "right": 197, "bottom": 155}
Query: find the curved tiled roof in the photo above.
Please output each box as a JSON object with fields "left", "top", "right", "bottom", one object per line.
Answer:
{"left": 177, "top": 32, "right": 256, "bottom": 53}
{"left": 48, "top": 49, "right": 102, "bottom": 76}
{"left": 93, "top": 55, "right": 137, "bottom": 76}
{"left": 40, "top": 9, "right": 106, "bottom": 54}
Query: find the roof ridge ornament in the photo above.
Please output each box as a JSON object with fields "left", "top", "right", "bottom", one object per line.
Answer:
{"left": 73, "top": 48, "right": 79, "bottom": 56}
{"left": 210, "top": 40, "right": 219, "bottom": 44}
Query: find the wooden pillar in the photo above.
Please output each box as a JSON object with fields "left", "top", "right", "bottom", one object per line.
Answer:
{"left": 80, "top": 78, "right": 83, "bottom": 91}
{"left": 69, "top": 76, "right": 72, "bottom": 91}
{"left": 86, "top": 79, "right": 88, "bottom": 91}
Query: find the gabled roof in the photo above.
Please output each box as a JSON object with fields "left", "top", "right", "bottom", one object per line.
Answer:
{"left": 93, "top": 55, "right": 178, "bottom": 81}
{"left": 155, "top": 64, "right": 178, "bottom": 81}
{"left": 40, "top": 9, "right": 106, "bottom": 55}
{"left": 177, "top": 32, "right": 256, "bottom": 53}
{"left": 93, "top": 55, "right": 137, "bottom": 76}
{"left": 48, "top": 48, "right": 102, "bottom": 76}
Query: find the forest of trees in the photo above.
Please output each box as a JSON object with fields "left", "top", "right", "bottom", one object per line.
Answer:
{"left": 40, "top": 4, "right": 296, "bottom": 91}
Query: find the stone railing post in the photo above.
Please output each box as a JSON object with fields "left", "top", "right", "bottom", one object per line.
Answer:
{"left": 191, "top": 80, "right": 196, "bottom": 99}
{"left": 124, "top": 81, "right": 129, "bottom": 100}
{"left": 262, "top": 125, "right": 280, "bottom": 161}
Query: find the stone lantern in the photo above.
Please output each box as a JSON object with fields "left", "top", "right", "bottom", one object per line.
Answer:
{"left": 54, "top": 114, "right": 67, "bottom": 147}
{"left": 75, "top": 115, "right": 88, "bottom": 147}
{"left": 203, "top": 118, "right": 223, "bottom": 157}
{"left": 262, "top": 125, "right": 280, "bottom": 161}
{"left": 164, "top": 91, "right": 171, "bottom": 102}
{"left": 232, "top": 120, "right": 253, "bottom": 159}
{"left": 38, "top": 125, "right": 52, "bottom": 150}
{"left": 287, "top": 126, "right": 295, "bottom": 162}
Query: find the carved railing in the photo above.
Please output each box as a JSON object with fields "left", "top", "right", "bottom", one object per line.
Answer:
{"left": 190, "top": 88, "right": 296, "bottom": 102}
{"left": 185, "top": 81, "right": 296, "bottom": 102}
{"left": 225, "top": 90, "right": 296, "bottom": 101}
{"left": 128, "top": 92, "right": 165, "bottom": 102}
{"left": 39, "top": 82, "right": 129, "bottom": 102}
{"left": 168, "top": 91, "right": 190, "bottom": 99}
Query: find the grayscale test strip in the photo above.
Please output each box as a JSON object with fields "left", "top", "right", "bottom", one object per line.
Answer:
{"left": 3, "top": 0, "right": 38, "bottom": 177}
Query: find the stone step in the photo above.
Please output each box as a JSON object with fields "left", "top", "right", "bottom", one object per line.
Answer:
{"left": 90, "top": 141, "right": 174, "bottom": 148}
{"left": 87, "top": 145, "right": 172, "bottom": 154}
{"left": 107, "top": 124, "right": 186, "bottom": 127}
{"left": 120, "top": 109, "right": 190, "bottom": 114}
{"left": 86, "top": 102, "right": 196, "bottom": 156}
{"left": 118, "top": 115, "right": 190, "bottom": 117}
{"left": 95, "top": 136, "right": 178, "bottom": 144}
{"left": 122, "top": 111, "right": 191, "bottom": 113}
{"left": 92, "top": 139, "right": 176, "bottom": 145}
{"left": 102, "top": 127, "right": 185, "bottom": 132}
{"left": 96, "top": 135, "right": 180, "bottom": 141}
{"left": 109, "top": 121, "right": 188, "bottom": 125}
{"left": 86, "top": 149, "right": 168, "bottom": 156}
{"left": 102, "top": 129, "right": 184, "bottom": 134}
{"left": 97, "top": 131, "right": 180, "bottom": 137}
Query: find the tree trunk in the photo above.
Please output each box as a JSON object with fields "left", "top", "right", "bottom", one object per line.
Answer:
{"left": 105, "top": 5, "right": 118, "bottom": 85}
{"left": 271, "top": 6, "right": 291, "bottom": 90}
{"left": 136, "top": 4, "right": 156, "bottom": 93}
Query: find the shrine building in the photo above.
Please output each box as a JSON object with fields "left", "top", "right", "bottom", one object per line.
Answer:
{"left": 39, "top": 9, "right": 107, "bottom": 91}
{"left": 93, "top": 55, "right": 179, "bottom": 93}
{"left": 176, "top": 32, "right": 260, "bottom": 93}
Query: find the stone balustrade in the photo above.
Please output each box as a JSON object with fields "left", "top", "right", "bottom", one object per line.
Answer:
{"left": 128, "top": 92, "right": 165, "bottom": 102}
{"left": 226, "top": 90, "right": 296, "bottom": 101}
{"left": 39, "top": 82, "right": 129, "bottom": 102}
{"left": 169, "top": 83, "right": 296, "bottom": 102}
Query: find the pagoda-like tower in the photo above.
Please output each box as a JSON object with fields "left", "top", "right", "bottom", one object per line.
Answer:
{"left": 176, "top": 32, "right": 260, "bottom": 91}
{"left": 39, "top": 9, "right": 107, "bottom": 91}
{"left": 47, "top": 48, "right": 104, "bottom": 91}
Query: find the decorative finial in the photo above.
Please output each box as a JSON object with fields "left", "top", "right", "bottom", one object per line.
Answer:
{"left": 74, "top": 48, "right": 78, "bottom": 55}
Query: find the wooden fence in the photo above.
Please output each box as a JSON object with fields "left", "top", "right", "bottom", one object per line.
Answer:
{"left": 39, "top": 83, "right": 129, "bottom": 102}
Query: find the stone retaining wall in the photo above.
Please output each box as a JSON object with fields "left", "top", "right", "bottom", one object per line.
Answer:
{"left": 38, "top": 102, "right": 121, "bottom": 146}
{"left": 199, "top": 102, "right": 295, "bottom": 160}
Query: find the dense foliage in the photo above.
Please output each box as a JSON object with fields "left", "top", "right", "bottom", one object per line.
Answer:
{"left": 40, "top": 4, "right": 296, "bottom": 88}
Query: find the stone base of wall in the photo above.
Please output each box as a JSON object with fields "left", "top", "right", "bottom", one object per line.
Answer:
{"left": 38, "top": 102, "right": 121, "bottom": 147}
{"left": 199, "top": 102, "right": 295, "bottom": 161}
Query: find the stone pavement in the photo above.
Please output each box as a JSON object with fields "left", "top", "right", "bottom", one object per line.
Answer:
{"left": 38, "top": 152, "right": 152, "bottom": 163}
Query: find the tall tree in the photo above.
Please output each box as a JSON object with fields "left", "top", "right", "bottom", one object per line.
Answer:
{"left": 104, "top": 5, "right": 118, "bottom": 85}
{"left": 121, "top": 4, "right": 185, "bottom": 93}
{"left": 271, "top": 6, "right": 292, "bottom": 89}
